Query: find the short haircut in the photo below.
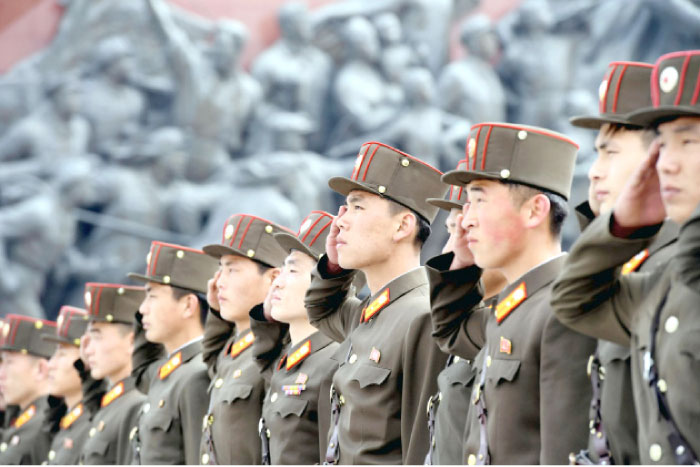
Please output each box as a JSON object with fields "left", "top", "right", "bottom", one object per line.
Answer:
{"left": 387, "top": 200, "right": 431, "bottom": 247}
{"left": 503, "top": 182, "right": 568, "bottom": 238}
{"left": 170, "top": 285, "right": 208, "bottom": 324}
{"left": 603, "top": 122, "right": 655, "bottom": 147}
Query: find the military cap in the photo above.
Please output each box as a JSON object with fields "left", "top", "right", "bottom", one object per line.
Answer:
{"left": 427, "top": 159, "right": 469, "bottom": 211}
{"left": 629, "top": 50, "right": 700, "bottom": 126}
{"left": 328, "top": 141, "right": 448, "bottom": 223}
{"left": 203, "top": 214, "right": 293, "bottom": 268}
{"left": 43, "top": 306, "right": 89, "bottom": 347}
{"left": 570, "top": 61, "right": 654, "bottom": 129}
{"left": 128, "top": 241, "right": 219, "bottom": 294}
{"left": 0, "top": 315, "right": 57, "bottom": 358}
{"left": 83, "top": 283, "right": 145, "bottom": 325}
{"left": 273, "top": 211, "right": 333, "bottom": 260}
{"left": 442, "top": 123, "right": 579, "bottom": 200}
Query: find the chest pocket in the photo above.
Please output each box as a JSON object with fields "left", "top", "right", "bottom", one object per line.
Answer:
{"left": 445, "top": 362, "right": 477, "bottom": 388}
{"left": 144, "top": 408, "right": 175, "bottom": 432}
{"left": 598, "top": 340, "right": 631, "bottom": 366}
{"left": 350, "top": 364, "right": 391, "bottom": 389}
{"left": 220, "top": 384, "right": 254, "bottom": 404}
{"left": 83, "top": 438, "right": 110, "bottom": 459}
{"left": 273, "top": 397, "right": 309, "bottom": 418}
{"left": 487, "top": 359, "right": 520, "bottom": 386}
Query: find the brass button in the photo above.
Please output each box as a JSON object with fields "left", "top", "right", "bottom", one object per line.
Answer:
{"left": 657, "top": 379, "right": 668, "bottom": 393}
{"left": 517, "top": 130, "right": 528, "bottom": 140}
{"left": 478, "top": 453, "right": 484, "bottom": 460}
{"left": 454, "top": 356, "right": 460, "bottom": 363}
{"left": 664, "top": 316, "right": 679, "bottom": 334}
{"left": 129, "top": 426, "right": 138, "bottom": 440}
{"left": 339, "top": 395, "right": 345, "bottom": 405}
{"left": 143, "top": 403, "right": 151, "bottom": 413}
{"left": 163, "top": 275, "right": 171, "bottom": 284}
{"left": 329, "top": 442, "right": 335, "bottom": 448}
{"left": 0, "top": 442, "right": 7, "bottom": 452}
{"left": 377, "top": 185, "right": 386, "bottom": 194}
{"left": 266, "top": 429, "right": 271, "bottom": 438}
{"left": 89, "top": 427, "right": 96, "bottom": 438}
{"left": 208, "top": 414, "right": 214, "bottom": 426}
{"left": 214, "top": 378, "right": 223, "bottom": 389}
{"left": 271, "top": 392, "right": 278, "bottom": 403}
{"left": 224, "top": 224, "right": 234, "bottom": 239}
{"left": 97, "top": 420, "right": 105, "bottom": 431}
{"left": 202, "top": 453, "right": 210, "bottom": 464}
{"left": 176, "top": 250, "right": 185, "bottom": 259}
{"left": 247, "top": 249, "right": 255, "bottom": 258}
{"left": 117, "top": 287, "right": 124, "bottom": 295}
{"left": 158, "top": 399, "right": 165, "bottom": 408}
{"left": 265, "top": 225, "right": 274, "bottom": 234}
{"left": 106, "top": 314, "right": 114, "bottom": 322}
{"left": 401, "top": 158, "right": 410, "bottom": 167}
{"left": 500, "top": 169, "right": 511, "bottom": 179}
{"left": 48, "top": 450, "right": 56, "bottom": 461}
{"left": 649, "top": 443, "right": 662, "bottom": 462}
{"left": 467, "top": 453, "right": 476, "bottom": 465}
{"left": 349, "top": 354, "right": 358, "bottom": 364}
{"left": 486, "top": 355, "right": 492, "bottom": 367}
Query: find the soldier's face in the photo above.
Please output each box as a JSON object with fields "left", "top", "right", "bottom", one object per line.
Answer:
{"left": 139, "top": 282, "right": 184, "bottom": 345}
{"left": 47, "top": 344, "right": 81, "bottom": 399}
{"left": 588, "top": 125, "right": 650, "bottom": 216}
{"left": 336, "top": 191, "right": 399, "bottom": 270}
{"left": 656, "top": 117, "right": 700, "bottom": 224}
{"left": 216, "top": 255, "right": 277, "bottom": 323}
{"left": 463, "top": 180, "right": 527, "bottom": 270}
{"left": 84, "top": 322, "right": 133, "bottom": 382}
{"left": 0, "top": 351, "right": 43, "bottom": 406}
{"left": 269, "top": 250, "right": 316, "bottom": 323}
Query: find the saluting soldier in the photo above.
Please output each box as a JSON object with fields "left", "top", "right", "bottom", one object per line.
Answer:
{"left": 44, "top": 306, "right": 106, "bottom": 465}
{"left": 304, "top": 142, "right": 449, "bottom": 464}
{"left": 79, "top": 282, "right": 146, "bottom": 465}
{"left": 424, "top": 159, "right": 506, "bottom": 465}
{"left": 0, "top": 315, "right": 56, "bottom": 465}
{"left": 127, "top": 241, "right": 217, "bottom": 464}
{"left": 200, "top": 214, "right": 290, "bottom": 464}
{"left": 427, "top": 123, "right": 597, "bottom": 464}
{"left": 250, "top": 210, "right": 340, "bottom": 464}
{"left": 552, "top": 50, "right": 700, "bottom": 464}
{"left": 566, "top": 60, "right": 679, "bottom": 465}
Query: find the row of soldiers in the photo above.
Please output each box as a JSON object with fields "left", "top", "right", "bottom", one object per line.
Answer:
{"left": 0, "top": 49, "right": 698, "bottom": 465}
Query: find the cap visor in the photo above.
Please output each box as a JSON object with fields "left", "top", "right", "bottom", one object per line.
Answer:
{"left": 441, "top": 169, "right": 501, "bottom": 188}
{"left": 42, "top": 335, "right": 75, "bottom": 346}
{"left": 426, "top": 198, "right": 463, "bottom": 212}
{"left": 627, "top": 106, "right": 700, "bottom": 126}
{"left": 569, "top": 114, "right": 642, "bottom": 129}
{"left": 127, "top": 272, "right": 163, "bottom": 285}
{"left": 328, "top": 177, "right": 381, "bottom": 198}
{"left": 273, "top": 233, "right": 318, "bottom": 260}
{"left": 202, "top": 244, "right": 241, "bottom": 259}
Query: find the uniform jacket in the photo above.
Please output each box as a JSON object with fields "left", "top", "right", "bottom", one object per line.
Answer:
{"left": 0, "top": 397, "right": 52, "bottom": 465}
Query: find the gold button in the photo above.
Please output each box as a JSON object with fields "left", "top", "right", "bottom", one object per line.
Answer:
{"left": 596, "top": 431, "right": 602, "bottom": 438}
{"left": 84, "top": 291, "right": 92, "bottom": 307}
{"left": 214, "top": 378, "right": 223, "bottom": 389}
{"left": 377, "top": 185, "right": 386, "bottom": 194}
{"left": 233, "top": 369, "right": 242, "bottom": 379}
{"left": 454, "top": 356, "right": 460, "bottom": 363}
{"left": 35, "top": 320, "right": 43, "bottom": 329}
{"left": 664, "top": 316, "right": 679, "bottom": 333}
{"left": 129, "top": 426, "right": 138, "bottom": 440}
{"left": 349, "top": 354, "right": 357, "bottom": 364}
{"left": 467, "top": 453, "right": 476, "bottom": 465}
{"left": 266, "top": 429, "right": 271, "bottom": 438}
{"left": 158, "top": 399, "right": 165, "bottom": 408}
{"left": 48, "top": 450, "right": 55, "bottom": 461}
{"left": 329, "top": 442, "right": 335, "bottom": 448}
{"left": 0, "top": 442, "right": 6, "bottom": 452}
{"left": 176, "top": 250, "right": 185, "bottom": 259}
{"left": 89, "top": 427, "right": 96, "bottom": 438}
{"left": 339, "top": 395, "right": 345, "bottom": 405}
{"left": 208, "top": 414, "right": 214, "bottom": 426}
{"left": 649, "top": 443, "right": 662, "bottom": 462}
{"left": 569, "top": 453, "right": 577, "bottom": 464}
{"left": 478, "top": 453, "right": 484, "bottom": 460}
{"left": 500, "top": 169, "right": 510, "bottom": 179}
{"left": 146, "top": 252, "right": 152, "bottom": 265}
{"left": 163, "top": 275, "right": 171, "bottom": 284}
{"left": 271, "top": 393, "right": 278, "bottom": 403}
{"left": 224, "top": 224, "right": 234, "bottom": 239}
{"left": 265, "top": 225, "right": 273, "bottom": 234}
{"left": 517, "top": 130, "right": 528, "bottom": 140}
{"left": 106, "top": 314, "right": 114, "bottom": 322}
{"left": 486, "top": 356, "right": 492, "bottom": 367}
{"left": 247, "top": 249, "right": 255, "bottom": 258}
{"left": 657, "top": 379, "right": 668, "bottom": 393}
{"left": 117, "top": 287, "right": 124, "bottom": 295}
{"left": 590, "top": 428, "right": 596, "bottom": 435}
{"left": 202, "top": 453, "right": 210, "bottom": 464}
{"left": 401, "top": 158, "right": 410, "bottom": 167}
{"left": 143, "top": 403, "right": 151, "bottom": 413}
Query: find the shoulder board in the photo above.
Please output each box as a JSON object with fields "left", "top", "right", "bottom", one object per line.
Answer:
{"left": 13, "top": 405, "right": 36, "bottom": 429}
{"left": 286, "top": 340, "right": 311, "bottom": 371}
{"left": 60, "top": 404, "right": 84, "bottom": 430}
{"left": 230, "top": 332, "right": 255, "bottom": 358}
{"left": 621, "top": 249, "right": 650, "bottom": 275}
{"left": 101, "top": 382, "right": 125, "bottom": 408}
{"left": 495, "top": 282, "right": 527, "bottom": 323}
{"left": 159, "top": 352, "right": 183, "bottom": 380}
{"left": 362, "top": 289, "right": 390, "bottom": 323}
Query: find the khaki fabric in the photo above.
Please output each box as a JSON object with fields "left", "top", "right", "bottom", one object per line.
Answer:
{"left": 0, "top": 397, "right": 52, "bottom": 465}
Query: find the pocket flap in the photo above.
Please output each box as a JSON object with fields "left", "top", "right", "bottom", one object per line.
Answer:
{"left": 487, "top": 359, "right": 520, "bottom": 384}
{"left": 350, "top": 364, "right": 391, "bottom": 388}
{"left": 144, "top": 409, "right": 174, "bottom": 432}
{"left": 221, "top": 383, "right": 254, "bottom": 403}
{"left": 84, "top": 438, "right": 110, "bottom": 456}
{"left": 273, "top": 397, "right": 309, "bottom": 418}
{"left": 597, "top": 341, "right": 631, "bottom": 365}
{"left": 445, "top": 364, "right": 477, "bottom": 387}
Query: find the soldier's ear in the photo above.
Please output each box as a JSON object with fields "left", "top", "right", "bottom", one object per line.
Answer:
{"left": 392, "top": 211, "right": 417, "bottom": 244}
{"left": 35, "top": 356, "right": 50, "bottom": 381}
{"left": 521, "top": 193, "right": 551, "bottom": 231}
{"left": 265, "top": 267, "right": 281, "bottom": 285}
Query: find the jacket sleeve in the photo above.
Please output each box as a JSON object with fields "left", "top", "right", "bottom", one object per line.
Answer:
{"left": 305, "top": 255, "right": 363, "bottom": 343}
{"left": 180, "top": 369, "right": 211, "bottom": 465}
{"left": 131, "top": 311, "right": 166, "bottom": 394}
{"left": 550, "top": 211, "right": 663, "bottom": 346}
{"left": 202, "top": 306, "right": 235, "bottom": 379}
{"left": 401, "top": 312, "right": 449, "bottom": 464}
{"left": 249, "top": 305, "right": 289, "bottom": 383}
{"left": 426, "top": 253, "right": 489, "bottom": 360}
{"left": 539, "top": 311, "right": 597, "bottom": 463}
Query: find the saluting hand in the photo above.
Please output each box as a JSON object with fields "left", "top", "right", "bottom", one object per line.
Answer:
{"left": 207, "top": 269, "right": 222, "bottom": 312}
{"left": 325, "top": 205, "right": 347, "bottom": 267}
{"left": 612, "top": 139, "right": 666, "bottom": 236}
{"left": 449, "top": 213, "right": 476, "bottom": 270}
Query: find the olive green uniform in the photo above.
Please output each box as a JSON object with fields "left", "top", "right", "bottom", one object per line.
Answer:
{"left": 427, "top": 252, "right": 596, "bottom": 464}
{"left": 0, "top": 397, "right": 53, "bottom": 465}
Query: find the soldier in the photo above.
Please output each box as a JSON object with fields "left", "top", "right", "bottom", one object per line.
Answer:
{"left": 551, "top": 50, "right": 700, "bottom": 464}
{"left": 304, "top": 141, "right": 449, "bottom": 464}
{"left": 44, "top": 306, "right": 106, "bottom": 465}
{"left": 0, "top": 315, "right": 57, "bottom": 464}
{"left": 566, "top": 60, "right": 680, "bottom": 465}
{"left": 200, "top": 214, "right": 290, "bottom": 464}
{"left": 426, "top": 123, "right": 597, "bottom": 464}
{"left": 251, "top": 210, "right": 340, "bottom": 464}
{"left": 424, "top": 159, "right": 506, "bottom": 465}
{"left": 79, "top": 282, "right": 146, "bottom": 464}
{"left": 127, "top": 241, "right": 217, "bottom": 464}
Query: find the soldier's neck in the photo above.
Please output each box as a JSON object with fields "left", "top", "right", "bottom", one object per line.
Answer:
{"left": 106, "top": 363, "right": 132, "bottom": 387}
{"left": 499, "top": 238, "right": 561, "bottom": 285}
{"left": 17, "top": 389, "right": 46, "bottom": 411}
{"left": 64, "top": 389, "right": 83, "bottom": 410}
{"left": 362, "top": 249, "right": 421, "bottom": 296}
{"left": 287, "top": 319, "right": 318, "bottom": 347}
{"left": 163, "top": 323, "right": 203, "bottom": 355}
{"left": 233, "top": 319, "right": 251, "bottom": 338}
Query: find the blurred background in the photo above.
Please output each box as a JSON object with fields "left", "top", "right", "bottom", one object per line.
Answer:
{"left": 0, "top": 0, "right": 699, "bottom": 320}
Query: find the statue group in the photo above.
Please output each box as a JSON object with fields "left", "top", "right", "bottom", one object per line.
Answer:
{"left": 1, "top": 0, "right": 699, "bottom": 318}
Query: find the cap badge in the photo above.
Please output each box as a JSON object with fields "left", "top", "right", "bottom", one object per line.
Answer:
{"left": 224, "top": 224, "right": 234, "bottom": 240}
{"left": 598, "top": 79, "right": 608, "bottom": 102}
{"left": 660, "top": 66, "right": 679, "bottom": 93}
